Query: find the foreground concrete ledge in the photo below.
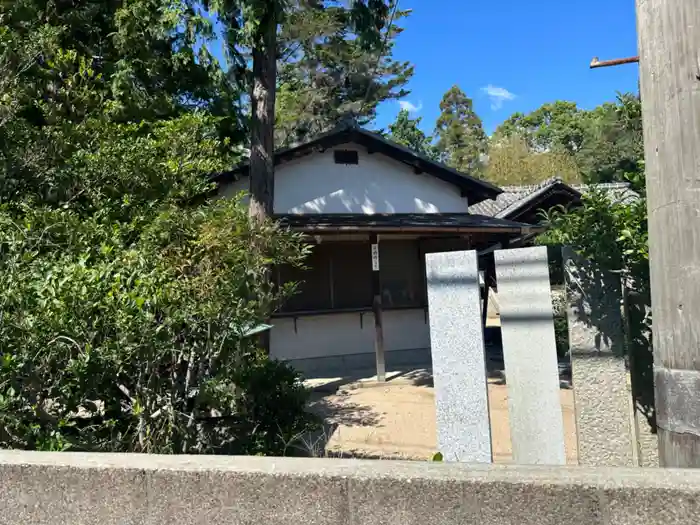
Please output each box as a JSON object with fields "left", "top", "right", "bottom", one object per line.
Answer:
{"left": 2, "top": 451, "right": 700, "bottom": 524}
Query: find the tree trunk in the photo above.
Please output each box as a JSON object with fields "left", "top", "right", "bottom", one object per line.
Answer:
{"left": 637, "top": 0, "right": 700, "bottom": 467}
{"left": 249, "top": 10, "right": 277, "bottom": 224}
{"left": 248, "top": 8, "right": 277, "bottom": 354}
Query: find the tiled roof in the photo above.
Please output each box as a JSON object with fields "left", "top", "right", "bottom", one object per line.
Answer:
{"left": 469, "top": 177, "right": 638, "bottom": 218}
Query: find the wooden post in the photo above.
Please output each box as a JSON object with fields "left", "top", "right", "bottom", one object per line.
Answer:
{"left": 370, "top": 233, "right": 386, "bottom": 382}
{"left": 637, "top": 1, "right": 700, "bottom": 467}
{"left": 480, "top": 254, "right": 494, "bottom": 327}
{"left": 481, "top": 278, "right": 489, "bottom": 328}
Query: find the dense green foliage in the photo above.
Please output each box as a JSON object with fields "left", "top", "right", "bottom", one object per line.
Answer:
{"left": 535, "top": 94, "right": 653, "bottom": 429}
{"left": 493, "top": 101, "right": 585, "bottom": 155}
{"left": 0, "top": 112, "right": 317, "bottom": 453}
{"left": 0, "top": 0, "right": 327, "bottom": 454}
{"left": 381, "top": 90, "right": 643, "bottom": 186}
{"left": 385, "top": 109, "right": 438, "bottom": 160}
{"left": 575, "top": 93, "right": 644, "bottom": 184}
{"left": 273, "top": 1, "right": 413, "bottom": 146}
{"left": 434, "top": 86, "right": 488, "bottom": 172}
{"left": 489, "top": 94, "right": 643, "bottom": 184}
{"left": 536, "top": 94, "right": 646, "bottom": 282}
{"left": 1, "top": 0, "right": 242, "bottom": 129}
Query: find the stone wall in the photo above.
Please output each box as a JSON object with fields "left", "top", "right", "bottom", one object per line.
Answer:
{"left": 563, "top": 247, "right": 635, "bottom": 467}
{"left": 2, "top": 451, "right": 700, "bottom": 525}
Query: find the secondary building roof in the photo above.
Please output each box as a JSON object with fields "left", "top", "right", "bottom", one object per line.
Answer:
{"left": 469, "top": 177, "right": 638, "bottom": 222}
{"left": 214, "top": 122, "right": 503, "bottom": 206}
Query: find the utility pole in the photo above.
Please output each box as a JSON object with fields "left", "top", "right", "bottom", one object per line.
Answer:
{"left": 637, "top": 1, "right": 700, "bottom": 467}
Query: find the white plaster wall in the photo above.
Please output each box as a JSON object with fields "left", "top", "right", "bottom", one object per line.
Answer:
{"left": 270, "top": 308, "right": 430, "bottom": 361}
{"left": 221, "top": 143, "right": 469, "bottom": 214}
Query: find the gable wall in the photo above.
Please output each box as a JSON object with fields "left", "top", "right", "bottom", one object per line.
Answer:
{"left": 220, "top": 143, "right": 470, "bottom": 214}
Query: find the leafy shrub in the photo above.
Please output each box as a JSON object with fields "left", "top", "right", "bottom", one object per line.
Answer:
{"left": 0, "top": 115, "right": 317, "bottom": 454}
{"left": 225, "top": 353, "right": 319, "bottom": 456}
{"left": 537, "top": 164, "right": 654, "bottom": 429}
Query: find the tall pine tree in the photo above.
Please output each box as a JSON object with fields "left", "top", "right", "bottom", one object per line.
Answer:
{"left": 1, "top": 0, "right": 242, "bottom": 204}
{"left": 387, "top": 109, "right": 437, "bottom": 159}
{"left": 1, "top": 0, "right": 239, "bottom": 127}
{"left": 274, "top": 0, "right": 413, "bottom": 146}
{"left": 434, "top": 86, "right": 487, "bottom": 172}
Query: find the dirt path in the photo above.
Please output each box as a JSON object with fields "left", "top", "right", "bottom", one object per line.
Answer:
{"left": 307, "top": 374, "right": 578, "bottom": 464}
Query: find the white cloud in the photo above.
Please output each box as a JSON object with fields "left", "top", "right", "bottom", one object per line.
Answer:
{"left": 481, "top": 85, "right": 516, "bottom": 110}
{"left": 398, "top": 100, "right": 423, "bottom": 114}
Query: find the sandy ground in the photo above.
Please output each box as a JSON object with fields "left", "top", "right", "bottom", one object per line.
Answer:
{"left": 306, "top": 368, "right": 578, "bottom": 464}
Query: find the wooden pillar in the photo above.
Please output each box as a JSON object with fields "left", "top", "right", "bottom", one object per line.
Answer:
{"left": 480, "top": 253, "right": 494, "bottom": 327}
{"left": 637, "top": 1, "right": 700, "bottom": 467}
{"left": 370, "top": 233, "right": 386, "bottom": 381}
{"left": 481, "top": 277, "right": 489, "bottom": 327}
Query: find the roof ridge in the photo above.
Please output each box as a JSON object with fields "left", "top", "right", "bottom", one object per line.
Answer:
{"left": 499, "top": 179, "right": 632, "bottom": 194}
{"left": 498, "top": 177, "right": 563, "bottom": 193}
{"left": 215, "top": 124, "right": 503, "bottom": 204}
{"left": 572, "top": 181, "right": 632, "bottom": 190}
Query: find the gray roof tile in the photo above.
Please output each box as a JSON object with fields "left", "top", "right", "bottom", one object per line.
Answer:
{"left": 469, "top": 177, "right": 638, "bottom": 217}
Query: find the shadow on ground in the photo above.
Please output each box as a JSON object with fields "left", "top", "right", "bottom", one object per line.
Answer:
{"left": 296, "top": 364, "right": 434, "bottom": 457}
{"left": 292, "top": 348, "right": 573, "bottom": 458}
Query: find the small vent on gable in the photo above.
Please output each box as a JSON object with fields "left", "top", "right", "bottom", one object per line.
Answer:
{"left": 334, "top": 150, "right": 359, "bottom": 165}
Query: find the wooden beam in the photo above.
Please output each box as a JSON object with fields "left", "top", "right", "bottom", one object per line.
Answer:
{"left": 370, "top": 233, "right": 386, "bottom": 382}
{"left": 637, "top": 0, "right": 700, "bottom": 467}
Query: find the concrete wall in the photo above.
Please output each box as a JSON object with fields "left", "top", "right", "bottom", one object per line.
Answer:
{"left": 221, "top": 143, "right": 470, "bottom": 214}
{"left": 3, "top": 451, "right": 700, "bottom": 525}
{"left": 270, "top": 308, "right": 431, "bottom": 374}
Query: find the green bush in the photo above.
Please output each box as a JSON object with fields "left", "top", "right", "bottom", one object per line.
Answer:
{"left": 0, "top": 115, "right": 317, "bottom": 454}
{"left": 537, "top": 159, "right": 654, "bottom": 429}
{"left": 226, "top": 354, "right": 319, "bottom": 456}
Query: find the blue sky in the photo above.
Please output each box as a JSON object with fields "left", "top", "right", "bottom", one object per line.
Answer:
{"left": 375, "top": 0, "right": 640, "bottom": 135}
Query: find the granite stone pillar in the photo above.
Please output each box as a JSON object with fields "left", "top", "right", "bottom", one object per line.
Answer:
{"left": 495, "top": 246, "right": 566, "bottom": 465}
{"left": 426, "top": 250, "right": 492, "bottom": 463}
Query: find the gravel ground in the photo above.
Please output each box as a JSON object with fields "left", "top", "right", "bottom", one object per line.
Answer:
{"left": 305, "top": 368, "right": 578, "bottom": 464}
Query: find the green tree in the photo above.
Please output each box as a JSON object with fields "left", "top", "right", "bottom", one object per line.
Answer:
{"left": 493, "top": 101, "right": 585, "bottom": 155}
{"left": 491, "top": 94, "right": 643, "bottom": 183}
{"left": 0, "top": 1, "right": 319, "bottom": 455}
{"left": 207, "top": 0, "right": 411, "bottom": 219}
{"left": 0, "top": 114, "right": 318, "bottom": 455}
{"left": 484, "top": 135, "right": 582, "bottom": 186}
{"left": 1, "top": 0, "right": 239, "bottom": 126}
{"left": 0, "top": 0, "right": 244, "bottom": 203}
{"left": 434, "top": 86, "right": 488, "bottom": 172}
{"left": 575, "top": 93, "right": 644, "bottom": 183}
{"left": 386, "top": 109, "right": 437, "bottom": 159}
{"left": 273, "top": 1, "right": 413, "bottom": 146}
